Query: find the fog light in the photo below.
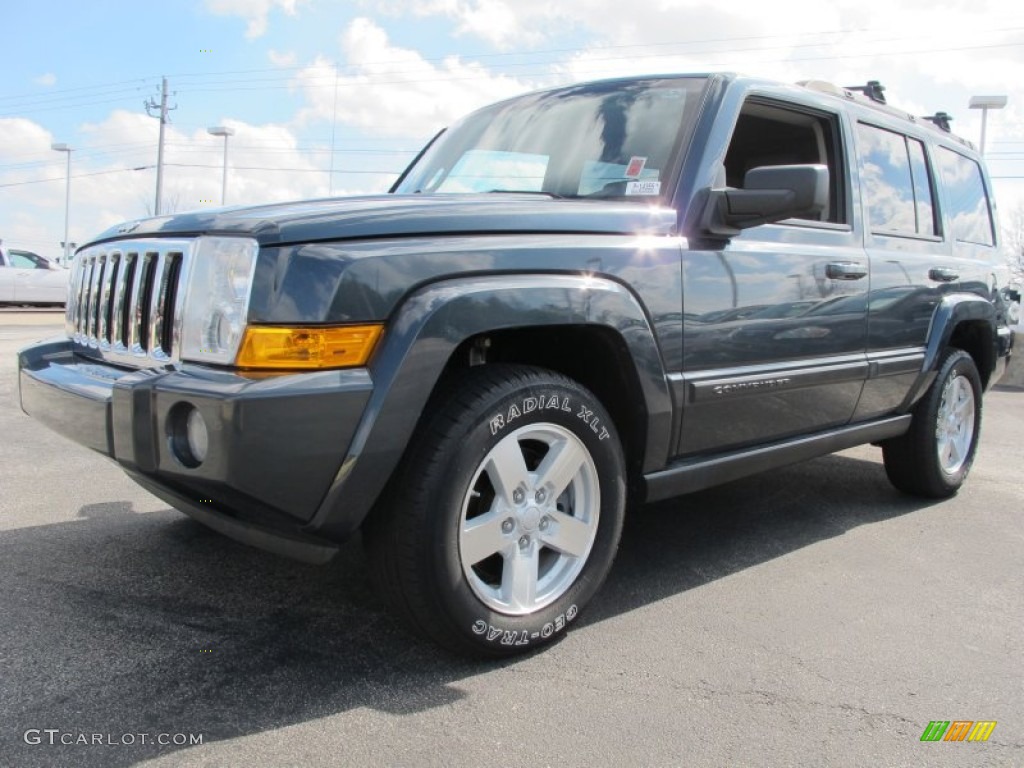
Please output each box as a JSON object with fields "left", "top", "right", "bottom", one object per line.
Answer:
{"left": 168, "top": 403, "right": 208, "bottom": 468}
{"left": 187, "top": 408, "right": 209, "bottom": 464}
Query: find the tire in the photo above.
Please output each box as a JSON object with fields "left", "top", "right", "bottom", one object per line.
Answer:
{"left": 882, "top": 348, "right": 983, "bottom": 498}
{"left": 365, "top": 364, "right": 626, "bottom": 657}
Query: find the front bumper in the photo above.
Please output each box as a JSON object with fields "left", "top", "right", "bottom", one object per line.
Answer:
{"left": 19, "top": 338, "right": 374, "bottom": 562}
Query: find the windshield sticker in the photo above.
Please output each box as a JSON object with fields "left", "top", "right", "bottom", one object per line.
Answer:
{"left": 625, "top": 180, "right": 661, "bottom": 196}
{"left": 625, "top": 157, "right": 647, "bottom": 178}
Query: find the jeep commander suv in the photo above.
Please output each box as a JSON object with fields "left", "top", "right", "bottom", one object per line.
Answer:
{"left": 19, "top": 73, "right": 1017, "bottom": 656}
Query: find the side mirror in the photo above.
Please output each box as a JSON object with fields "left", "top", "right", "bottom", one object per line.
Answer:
{"left": 702, "top": 164, "right": 829, "bottom": 237}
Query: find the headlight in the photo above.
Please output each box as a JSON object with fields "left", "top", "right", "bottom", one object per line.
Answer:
{"left": 180, "top": 236, "right": 259, "bottom": 365}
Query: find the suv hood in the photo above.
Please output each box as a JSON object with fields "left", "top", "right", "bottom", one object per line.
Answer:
{"left": 90, "top": 194, "right": 679, "bottom": 247}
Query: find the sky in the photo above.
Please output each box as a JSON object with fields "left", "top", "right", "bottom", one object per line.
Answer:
{"left": 2, "top": 0, "right": 1023, "bottom": 261}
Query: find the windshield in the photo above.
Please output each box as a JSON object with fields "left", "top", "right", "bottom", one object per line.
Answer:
{"left": 394, "top": 77, "right": 707, "bottom": 201}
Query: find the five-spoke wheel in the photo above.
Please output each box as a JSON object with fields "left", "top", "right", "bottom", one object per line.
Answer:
{"left": 459, "top": 424, "right": 600, "bottom": 615}
{"left": 883, "top": 348, "right": 982, "bottom": 498}
{"left": 366, "top": 365, "right": 625, "bottom": 657}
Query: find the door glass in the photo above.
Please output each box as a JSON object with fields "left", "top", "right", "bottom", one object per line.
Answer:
{"left": 936, "top": 147, "right": 994, "bottom": 246}
{"left": 857, "top": 123, "right": 919, "bottom": 235}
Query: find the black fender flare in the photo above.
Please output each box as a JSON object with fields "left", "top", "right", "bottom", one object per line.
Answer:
{"left": 306, "top": 274, "right": 673, "bottom": 540}
{"left": 899, "top": 293, "right": 997, "bottom": 412}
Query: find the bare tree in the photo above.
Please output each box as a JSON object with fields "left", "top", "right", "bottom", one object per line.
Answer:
{"left": 139, "top": 188, "right": 184, "bottom": 217}
{"left": 1003, "top": 203, "right": 1024, "bottom": 282}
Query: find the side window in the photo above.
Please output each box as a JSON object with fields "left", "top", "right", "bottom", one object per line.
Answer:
{"left": 723, "top": 100, "right": 844, "bottom": 224}
{"left": 9, "top": 252, "right": 47, "bottom": 269}
{"left": 856, "top": 123, "right": 936, "bottom": 237}
{"left": 907, "top": 139, "right": 937, "bottom": 236}
{"left": 936, "top": 147, "right": 995, "bottom": 246}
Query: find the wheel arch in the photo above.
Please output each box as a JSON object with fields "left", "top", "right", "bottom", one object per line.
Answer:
{"left": 435, "top": 324, "right": 650, "bottom": 497}
{"left": 900, "top": 293, "right": 998, "bottom": 411}
{"left": 306, "top": 274, "right": 673, "bottom": 541}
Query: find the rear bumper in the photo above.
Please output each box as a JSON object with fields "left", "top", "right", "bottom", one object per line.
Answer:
{"left": 19, "top": 338, "right": 374, "bottom": 560}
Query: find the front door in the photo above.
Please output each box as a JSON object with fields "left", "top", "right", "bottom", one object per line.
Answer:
{"left": 677, "top": 97, "right": 869, "bottom": 456}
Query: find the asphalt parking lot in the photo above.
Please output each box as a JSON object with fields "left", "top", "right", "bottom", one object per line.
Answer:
{"left": 1, "top": 309, "right": 1022, "bottom": 768}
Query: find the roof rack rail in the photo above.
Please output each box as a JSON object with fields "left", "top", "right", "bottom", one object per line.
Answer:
{"left": 921, "top": 112, "right": 954, "bottom": 132}
{"left": 845, "top": 80, "right": 886, "bottom": 104}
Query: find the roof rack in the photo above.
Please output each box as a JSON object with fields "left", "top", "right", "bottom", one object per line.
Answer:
{"left": 796, "top": 78, "right": 971, "bottom": 147}
{"left": 921, "top": 112, "right": 954, "bottom": 132}
{"left": 845, "top": 80, "right": 886, "bottom": 105}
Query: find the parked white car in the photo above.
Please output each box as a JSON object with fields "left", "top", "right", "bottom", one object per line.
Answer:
{"left": 0, "top": 247, "right": 70, "bottom": 306}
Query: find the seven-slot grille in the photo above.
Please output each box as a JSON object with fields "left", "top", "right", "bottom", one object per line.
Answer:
{"left": 66, "top": 239, "right": 193, "bottom": 366}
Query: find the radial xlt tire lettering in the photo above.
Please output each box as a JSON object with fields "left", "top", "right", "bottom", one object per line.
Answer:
{"left": 365, "top": 364, "right": 626, "bottom": 657}
{"left": 882, "top": 348, "right": 983, "bottom": 499}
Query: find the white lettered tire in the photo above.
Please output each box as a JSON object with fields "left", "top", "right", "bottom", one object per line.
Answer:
{"left": 366, "top": 364, "right": 626, "bottom": 657}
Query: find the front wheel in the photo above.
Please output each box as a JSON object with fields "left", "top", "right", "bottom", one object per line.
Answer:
{"left": 365, "top": 365, "right": 626, "bottom": 657}
{"left": 882, "top": 348, "right": 983, "bottom": 498}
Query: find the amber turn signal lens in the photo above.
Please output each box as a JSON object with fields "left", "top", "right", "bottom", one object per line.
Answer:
{"left": 236, "top": 324, "right": 383, "bottom": 370}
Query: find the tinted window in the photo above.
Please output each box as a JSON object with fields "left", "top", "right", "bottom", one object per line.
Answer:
{"left": 857, "top": 123, "right": 936, "bottom": 236}
{"left": 723, "top": 101, "right": 844, "bottom": 223}
{"left": 907, "top": 139, "right": 937, "bottom": 236}
{"left": 936, "top": 147, "right": 994, "bottom": 246}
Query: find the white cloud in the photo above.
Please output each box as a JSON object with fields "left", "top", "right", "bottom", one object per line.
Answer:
{"left": 373, "top": 0, "right": 561, "bottom": 48}
{"left": 33, "top": 73, "right": 57, "bottom": 87}
{"left": 204, "top": 0, "right": 301, "bottom": 39}
{"left": 0, "top": 111, "right": 344, "bottom": 261}
{"left": 5, "top": 0, "right": 1023, "bottom": 258}
{"left": 292, "top": 17, "right": 536, "bottom": 137}
{"left": 269, "top": 49, "right": 298, "bottom": 67}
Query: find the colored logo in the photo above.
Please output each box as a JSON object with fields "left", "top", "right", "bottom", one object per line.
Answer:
{"left": 920, "top": 721, "right": 997, "bottom": 742}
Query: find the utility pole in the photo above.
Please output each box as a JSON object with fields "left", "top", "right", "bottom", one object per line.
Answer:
{"left": 145, "top": 77, "right": 176, "bottom": 215}
{"left": 51, "top": 143, "right": 72, "bottom": 264}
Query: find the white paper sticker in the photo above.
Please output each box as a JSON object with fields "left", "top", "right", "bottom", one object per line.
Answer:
{"left": 625, "top": 180, "right": 661, "bottom": 196}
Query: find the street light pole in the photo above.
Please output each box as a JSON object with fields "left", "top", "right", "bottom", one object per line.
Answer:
{"left": 207, "top": 126, "right": 235, "bottom": 205}
{"left": 51, "top": 143, "right": 72, "bottom": 264}
{"left": 968, "top": 95, "right": 1008, "bottom": 154}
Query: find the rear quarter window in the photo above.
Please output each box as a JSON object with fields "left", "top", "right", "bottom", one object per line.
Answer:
{"left": 935, "top": 147, "right": 995, "bottom": 246}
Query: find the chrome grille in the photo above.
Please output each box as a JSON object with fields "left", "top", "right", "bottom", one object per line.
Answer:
{"left": 66, "top": 239, "right": 194, "bottom": 366}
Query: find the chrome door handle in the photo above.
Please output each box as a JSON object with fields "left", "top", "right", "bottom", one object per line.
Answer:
{"left": 929, "top": 267, "right": 959, "bottom": 282}
{"left": 826, "top": 262, "right": 868, "bottom": 280}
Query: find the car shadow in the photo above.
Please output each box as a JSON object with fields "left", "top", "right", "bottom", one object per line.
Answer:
{"left": 0, "top": 451, "right": 934, "bottom": 766}
{"left": 594, "top": 450, "right": 934, "bottom": 621}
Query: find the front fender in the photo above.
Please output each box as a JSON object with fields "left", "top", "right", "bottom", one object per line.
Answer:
{"left": 305, "top": 274, "right": 673, "bottom": 540}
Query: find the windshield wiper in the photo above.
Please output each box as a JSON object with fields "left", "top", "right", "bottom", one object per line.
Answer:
{"left": 486, "top": 189, "right": 564, "bottom": 199}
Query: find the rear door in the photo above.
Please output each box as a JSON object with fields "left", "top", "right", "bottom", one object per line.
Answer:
{"left": 852, "top": 121, "right": 951, "bottom": 420}
{"left": 678, "top": 95, "right": 869, "bottom": 456}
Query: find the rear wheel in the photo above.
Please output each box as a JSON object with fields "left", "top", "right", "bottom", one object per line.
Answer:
{"left": 365, "top": 364, "right": 626, "bottom": 657}
{"left": 882, "top": 348, "right": 982, "bottom": 498}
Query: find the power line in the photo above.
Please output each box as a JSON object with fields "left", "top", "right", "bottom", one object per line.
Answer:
{"left": 172, "top": 40, "right": 1024, "bottom": 98}
{"left": 164, "top": 22, "right": 1024, "bottom": 82}
{"left": 0, "top": 95, "right": 151, "bottom": 118}
{"left": 0, "top": 166, "right": 153, "bottom": 189}
{"left": 0, "top": 84, "right": 155, "bottom": 110}
{"left": 165, "top": 163, "right": 399, "bottom": 174}
{"left": 163, "top": 143, "right": 417, "bottom": 154}
{"left": 0, "top": 145, "right": 154, "bottom": 172}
